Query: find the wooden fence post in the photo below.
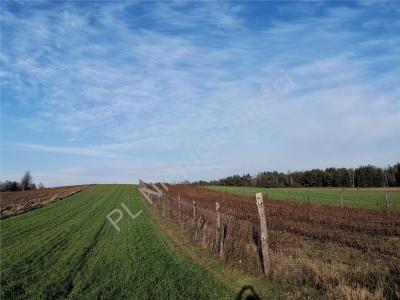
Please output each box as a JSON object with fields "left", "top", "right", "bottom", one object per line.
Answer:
{"left": 256, "top": 193, "right": 271, "bottom": 276}
{"left": 340, "top": 192, "right": 344, "bottom": 208}
{"left": 220, "top": 225, "right": 225, "bottom": 260}
{"left": 169, "top": 197, "right": 174, "bottom": 219}
{"left": 216, "top": 202, "right": 221, "bottom": 229}
{"left": 168, "top": 196, "right": 172, "bottom": 218}
{"left": 178, "top": 196, "right": 182, "bottom": 221}
{"left": 215, "top": 202, "right": 221, "bottom": 256}
{"left": 193, "top": 201, "right": 196, "bottom": 221}
{"left": 163, "top": 195, "right": 166, "bottom": 217}
{"left": 385, "top": 192, "right": 389, "bottom": 210}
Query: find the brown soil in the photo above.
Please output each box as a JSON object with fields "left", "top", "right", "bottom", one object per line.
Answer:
{"left": 0, "top": 185, "right": 90, "bottom": 218}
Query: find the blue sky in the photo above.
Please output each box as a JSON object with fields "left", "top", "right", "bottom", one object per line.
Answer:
{"left": 1, "top": 1, "right": 399, "bottom": 186}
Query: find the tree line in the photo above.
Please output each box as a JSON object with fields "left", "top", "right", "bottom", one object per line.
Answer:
{"left": 192, "top": 163, "right": 400, "bottom": 188}
{"left": 0, "top": 171, "right": 44, "bottom": 192}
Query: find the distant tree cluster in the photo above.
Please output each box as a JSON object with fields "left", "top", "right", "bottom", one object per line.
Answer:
{"left": 192, "top": 163, "right": 400, "bottom": 188}
{"left": 0, "top": 171, "right": 45, "bottom": 192}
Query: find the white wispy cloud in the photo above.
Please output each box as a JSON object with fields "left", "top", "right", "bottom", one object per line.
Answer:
{"left": 1, "top": 1, "right": 399, "bottom": 184}
{"left": 13, "top": 143, "right": 126, "bottom": 159}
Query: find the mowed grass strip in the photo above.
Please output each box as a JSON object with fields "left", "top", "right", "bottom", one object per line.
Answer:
{"left": 1, "top": 185, "right": 232, "bottom": 299}
{"left": 207, "top": 186, "right": 400, "bottom": 209}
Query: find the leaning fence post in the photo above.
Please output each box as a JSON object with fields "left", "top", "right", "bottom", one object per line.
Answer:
{"left": 385, "top": 192, "right": 389, "bottom": 210}
{"left": 256, "top": 193, "right": 271, "bottom": 276}
{"left": 178, "top": 196, "right": 182, "bottom": 221}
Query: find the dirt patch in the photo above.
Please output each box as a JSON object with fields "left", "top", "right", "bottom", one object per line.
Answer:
{"left": 0, "top": 185, "right": 91, "bottom": 218}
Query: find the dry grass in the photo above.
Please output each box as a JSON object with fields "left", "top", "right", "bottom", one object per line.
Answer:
{"left": 143, "top": 184, "right": 400, "bottom": 299}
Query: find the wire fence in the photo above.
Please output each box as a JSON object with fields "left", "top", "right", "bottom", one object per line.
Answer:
{"left": 207, "top": 186, "right": 400, "bottom": 209}
{"left": 139, "top": 182, "right": 400, "bottom": 278}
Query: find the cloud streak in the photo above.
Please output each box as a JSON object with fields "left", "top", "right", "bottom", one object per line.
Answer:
{"left": 1, "top": 1, "right": 399, "bottom": 185}
{"left": 13, "top": 143, "right": 126, "bottom": 159}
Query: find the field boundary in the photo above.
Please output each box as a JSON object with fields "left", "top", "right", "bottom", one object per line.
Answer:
{"left": 145, "top": 192, "right": 284, "bottom": 299}
{"left": 0, "top": 185, "right": 92, "bottom": 219}
{"left": 139, "top": 182, "right": 400, "bottom": 299}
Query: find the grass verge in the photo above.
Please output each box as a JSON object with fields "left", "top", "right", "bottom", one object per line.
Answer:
{"left": 1, "top": 185, "right": 234, "bottom": 299}
{"left": 147, "top": 205, "right": 286, "bottom": 299}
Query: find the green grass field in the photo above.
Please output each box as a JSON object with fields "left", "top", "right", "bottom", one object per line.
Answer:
{"left": 208, "top": 186, "right": 400, "bottom": 209}
{"left": 1, "top": 185, "right": 233, "bottom": 299}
